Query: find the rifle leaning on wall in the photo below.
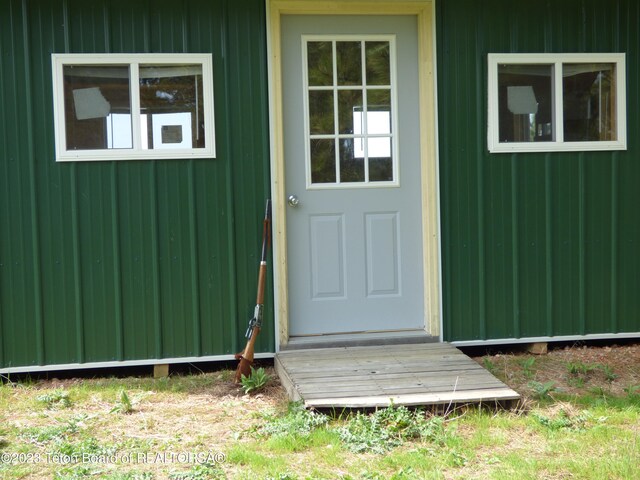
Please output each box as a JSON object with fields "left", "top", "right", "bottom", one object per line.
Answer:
{"left": 235, "top": 199, "right": 272, "bottom": 383}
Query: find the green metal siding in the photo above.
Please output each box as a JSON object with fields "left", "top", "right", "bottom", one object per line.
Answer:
{"left": 438, "top": 0, "right": 640, "bottom": 341}
{"left": 0, "top": 0, "right": 273, "bottom": 369}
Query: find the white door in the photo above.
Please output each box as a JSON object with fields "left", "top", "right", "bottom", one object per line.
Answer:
{"left": 282, "top": 15, "right": 425, "bottom": 337}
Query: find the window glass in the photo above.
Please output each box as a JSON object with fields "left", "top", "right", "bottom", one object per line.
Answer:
{"left": 497, "top": 64, "right": 553, "bottom": 143}
{"left": 139, "top": 65, "right": 205, "bottom": 150}
{"left": 365, "top": 41, "right": 390, "bottom": 86}
{"left": 336, "top": 42, "right": 362, "bottom": 86}
{"left": 488, "top": 53, "right": 625, "bottom": 152}
{"left": 63, "top": 65, "right": 131, "bottom": 150}
{"left": 563, "top": 63, "right": 616, "bottom": 141}
{"left": 305, "top": 37, "right": 396, "bottom": 186}
{"left": 307, "top": 42, "right": 333, "bottom": 86}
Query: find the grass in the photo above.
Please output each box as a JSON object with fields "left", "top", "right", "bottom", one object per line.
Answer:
{"left": 1, "top": 346, "right": 640, "bottom": 479}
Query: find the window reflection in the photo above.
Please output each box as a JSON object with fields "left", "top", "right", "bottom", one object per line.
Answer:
{"left": 306, "top": 39, "right": 395, "bottom": 185}
{"left": 563, "top": 63, "right": 616, "bottom": 141}
{"left": 63, "top": 65, "right": 132, "bottom": 150}
{"left": 498, "top": 64, "right": 553, "bottom": 143}
{"left": 139, "top": 65, "right": 205, "bottom": 150}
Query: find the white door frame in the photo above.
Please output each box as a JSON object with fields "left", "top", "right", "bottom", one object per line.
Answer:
{"left": 266, "top": 0, "right": 441, "bottom": 350}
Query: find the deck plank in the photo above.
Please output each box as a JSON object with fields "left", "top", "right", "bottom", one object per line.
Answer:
{"left": 275, "top": 342, "right": 520, "bottom": 408}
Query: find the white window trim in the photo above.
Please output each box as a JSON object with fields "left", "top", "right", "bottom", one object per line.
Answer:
{"left": 51, "top": 53, "right": 216, "bottom": 162}
{"left": 487, "top": 53, "right": 626, "bottom": 153}
{"left": 301, "top": 35, "right": 400, "bottom": 189}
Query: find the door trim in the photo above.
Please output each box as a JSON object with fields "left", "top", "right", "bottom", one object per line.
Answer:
{"left": 266, "top": 0, "right": 440, "bottom": 350}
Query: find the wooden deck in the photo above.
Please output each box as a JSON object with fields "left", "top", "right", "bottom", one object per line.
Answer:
{"left": 275, "top": 343, "right": 520, "bottom": 408}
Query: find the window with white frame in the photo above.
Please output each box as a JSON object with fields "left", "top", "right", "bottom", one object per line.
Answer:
{"left": 52, "top": 54, "right": 215, "bottom": 161}
{"left": 487, "top": 53, "right": 626, "bottom": 153}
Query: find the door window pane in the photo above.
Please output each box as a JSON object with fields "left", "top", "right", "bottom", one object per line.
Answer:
{"left": 563, "top": 63, "right": 616, "bottom": 141}
{"left": 308, "top": 90, "right": 335, "bottom": 135}
{"left": 366, "top": 41, "right": 391, "bottom": 85}
{"left": 369, "top": 139, "right": 393, "bottom": 182}
{"left": 336, "top": 42, "right": 362, "bottom": 86}
{"left": 339, "top": 138, "right": 365, "bottom": 182}
{"left": 338, "top": 90, "right": 363, "bottom": 134}
{"left": 310, "top": 139, "right": 336, "bottom": 184}
{"left": 307, "top": 41, "right": 333, "bottom": 86}
{"left": 63, "top": 65, "right": 131, "bottom": 150}
{"left": 498, "top": 64, "right": 553, "bottom": 143}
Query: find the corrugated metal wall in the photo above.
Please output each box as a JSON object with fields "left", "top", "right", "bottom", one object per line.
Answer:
{"left": 0, "top": 0, "right": 273, "bottom": 369}
{"left": 437, "top": 0, "right": 640, "bottom": 341}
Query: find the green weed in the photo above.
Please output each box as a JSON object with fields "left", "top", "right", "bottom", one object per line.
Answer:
{"left": 36, "top": 389, "right": 72, "bottom": 409}
{"left": 103, "top": 473, "right": 155, "bottom": 480}
{"left": 519, "top": 357, "right": 536, "bottom": 378}
{"left": 168, "top": 462, "right": 226, "bottom": 480}
{"left": 528, "top": 381, "right": 557, "bottom": 400}
{"left": 20, "top": 416, "right": 83, "bottom": 444}
{"left": 111, "top": 390, "right": 134, "bottom": 414}
{"left": 598, "top": 364, "right": 618, "bottom": 382}
{"left": 532, "top": 409, "right": 589, "bottom": 431}
{"left": 567, "top": 361, "right": 597, "bottom": 376}
{"left": 336, "top": 405, "right": 448, "bottom": 454}
{"left": 482, "top": 357, "right": 496, "bottom": 374}
{"left": 259, "top": 402, "right": 329, "bottom": 438}
{"left": 240, "top": 367, "right": 270, "bottom": 394}
{"left": 53, "top": 465, "right": 99, "bottom": 479}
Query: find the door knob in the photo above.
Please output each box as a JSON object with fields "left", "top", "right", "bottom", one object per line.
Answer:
{"left": 287, "top": 194, "right": 300, "bottom": 207}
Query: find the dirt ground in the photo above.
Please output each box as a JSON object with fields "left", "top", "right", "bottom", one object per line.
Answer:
{"left": 467, "top": 341, "right": 640, "bottom": 400}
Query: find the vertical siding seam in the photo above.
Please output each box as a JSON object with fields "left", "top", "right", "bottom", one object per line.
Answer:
{"left": 103, "top": 2, "right": 110, "bottom": 50}
{"left": 610, "top": 153, "right": 618, "bottom": 332}
{"left": 511, "top": 157, "right": 520, "bottom": 338}
{"left": 545, "top": 155, "right": 553, "bottom": 336}
{"left": 188, "top": 163, "right": 201, "bottom": 356}
{"left": 222, "top": 0, "right": 239, "bottom": 352}
{"left": 183, "top": 0, "right": 201, "bottom": 356}
{"left": 62, "top": 0, "right": 85, "bottom": 363}
{"left": 0, "top": 5, "right": 6, "bottom": 366}
{"left": 103, "top": 3, "right": 124, "bottom": 361}
{"left": 475, "top": 57, "right": 486, "bottom": 340}
{"left": 578, "top": 154, "right": 586, "bottom": 335}
{"left": 111, "top": 164, "right": 124, "bottom": 360}
{"left": 21, "top": 0, "right": 45, "bottom": 365}
{"left": 150, "top": 163, "right": 163, "bottom": 358}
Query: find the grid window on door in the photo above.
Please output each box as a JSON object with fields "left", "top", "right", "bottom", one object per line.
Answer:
{"left": 304, "top": 37, "right": 397, "bottom": 187}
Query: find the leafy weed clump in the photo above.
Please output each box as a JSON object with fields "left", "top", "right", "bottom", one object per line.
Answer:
{"left": 337, "top": 404, "right": 448, "bottom": 454}
{"left": 241, "top": 367, "right": 271, "bottom": 394}
{"left": 36, "top": 389, "right": 72, "bottom": 409}
{"left": 259, "top": 402, "right": 329, "bottom": 438}
{"left": 110, "top": 390, "right": 134, "bottom": 414}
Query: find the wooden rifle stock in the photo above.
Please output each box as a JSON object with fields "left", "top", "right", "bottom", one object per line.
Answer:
{"left": 235, "top": 199, "right": 271, "bottom": 383}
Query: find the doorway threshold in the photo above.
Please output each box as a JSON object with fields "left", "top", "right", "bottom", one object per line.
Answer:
{"left": 281, "top": 329, "right": 437, "bottom": 351}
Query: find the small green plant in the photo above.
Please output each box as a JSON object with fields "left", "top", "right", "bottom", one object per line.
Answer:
{"left": 336, "top": 405, "right": 448, "bottom": 454}
{"left": 598, "top": 364, "right": 618, "bottom": 382}
{"left": 532, "top": 409, "right": 589, "bottom": 431}
{"left": 111, "top": 390, "right": 134, "bottom": 414}
{"left": 624, "top": 385, "right": 640, "bottom": 398}
{"left": 240, "top": 366, "right": 270, "bottom": 394}
{"left": 567, "top": 361, "right": 597, "bottom": 376}
{"left": 103, "top": 473, "right": 154, "bottom": 480}
{"left": 482, "top": 357, "right": 496, "bottom": 374}
{"left": 519, "top": 357, "right": 536, "bottom": 378}
{"left": 259, "top": 402, "right": 329, "bottom": 438}
{"left": 36, "top": 389, "right": 72, "bottom": 409}
{"left": 528, "top": 381, "right": 556, "bottom": 400}
{"left": 21, "top": 420, "right": 80, "bottom": 444}
{"left": 169, "top": 462, "right": 226, "bottom": 480}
